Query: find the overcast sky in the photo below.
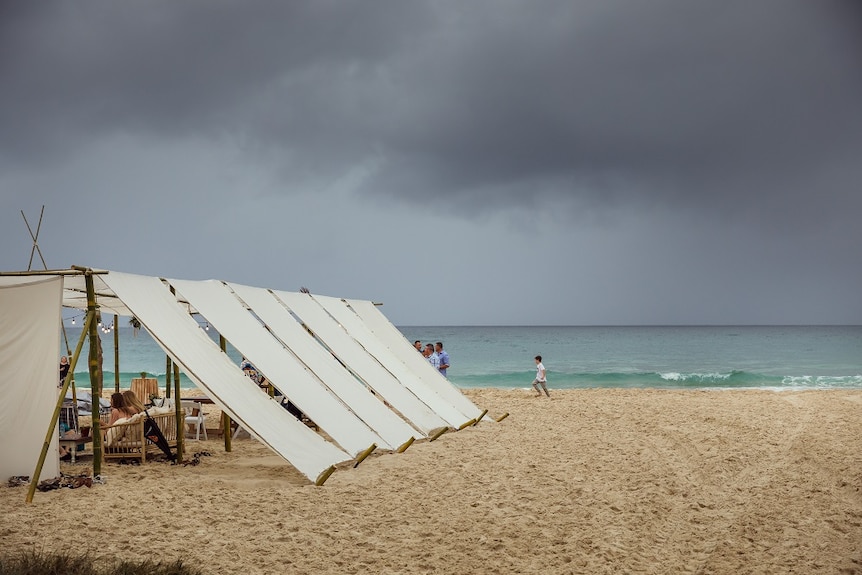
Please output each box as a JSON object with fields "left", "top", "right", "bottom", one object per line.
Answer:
{"left": 2, "top": 1, "right": 861, "bottom": 325}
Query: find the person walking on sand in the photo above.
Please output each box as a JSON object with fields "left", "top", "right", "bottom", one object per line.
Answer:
{"left": 532, "top": 355, "right": 550, "bottom": 397}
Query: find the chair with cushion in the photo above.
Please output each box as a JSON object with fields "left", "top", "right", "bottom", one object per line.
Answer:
{"left": 181, "top": 400, "right": 207, "bottom": 440}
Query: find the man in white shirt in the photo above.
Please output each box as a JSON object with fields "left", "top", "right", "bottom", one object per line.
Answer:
{"left": 424, "top": 343, "right": 440, "bottom": 370}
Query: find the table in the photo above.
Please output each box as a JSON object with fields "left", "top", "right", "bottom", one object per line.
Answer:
{"left": 59, "top": 435, "right": 93, "bottom": 464}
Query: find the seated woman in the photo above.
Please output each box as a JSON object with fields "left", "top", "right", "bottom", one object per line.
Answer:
{"left": 122, "top": 390, "right": 146, "bottom": 415}
{"left": 104, "top": 392, "right": 136, "bottom": 428}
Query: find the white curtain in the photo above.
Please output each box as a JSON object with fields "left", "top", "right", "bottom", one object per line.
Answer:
{"left": 0, "top": 276, "right": 63, "bottom": 482}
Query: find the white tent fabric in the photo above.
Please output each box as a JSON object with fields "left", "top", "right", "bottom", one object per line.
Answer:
{"left": 310, "top": 294, "right": 473, "bottom": 428}
{"left": 100, "top": 271, "right": 351, "bottom": 483}
{"left": 0, "top": 276, "right": 62, "bottom": 482}
{"left": 348, "top": 298, "right": 484, "bottom": 420}
{"left": 60, "top": 273, "right": 133, "bottom": 316}
{"left": 271, "top": 290, "right": 449, "bottom": 435}
{"left": 227, "top": 282, "right": 422, "bottom": 447}
{"left": 168, "top": 279, "right": 389, "bottom": 454}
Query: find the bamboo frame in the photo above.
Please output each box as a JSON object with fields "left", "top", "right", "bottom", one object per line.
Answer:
{"left": 396, "top": 437, "right": 415, "bottom": 453}
{"left": 173, "top": 361, "right": 184, "bottom": 462}
{"left": 82, "top": 268, "right": 104, "bottom": 477}
{"left": 353, "top": 443, "right": 377, "bottom": 468}
{"left": 114, "top": 314, "right": 120, "bottom": 393}
{"left": 220, "top": 335, "right": 232, "bottom": 452}
{"left": 315, "top": 465, "right": 336, "bottom": 486}
{"left": 165, "top": 355, "right": 172, "bottom": 398}
{"left": 458, "top": 418, "right": 477, "bottom": 431}
{"left": 495, "top": 412, "right": 510, "bottom": 422}
{"left": 473, "top": 409, "right": 488, "bottom": 425}
{"left": 429, "top": 426, "right": 449, "bottom": 441}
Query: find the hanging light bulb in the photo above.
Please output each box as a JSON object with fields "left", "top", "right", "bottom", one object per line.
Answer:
{"left": 71, "top": 318, "right": 75, "bottom": 325}
{"left": 205, "top": 322, "right": 210, "bottom": 331}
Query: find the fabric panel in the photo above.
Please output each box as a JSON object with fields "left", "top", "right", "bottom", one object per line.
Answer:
{"left": 0, "top": 276, "right": 62, "bottom": 482}
{"left": 168, "top": 279, "right": 387, "bottom": 454}
{"left": 348, "top": 298, "right": 483, "bottom": 419}
{"left": 100, "top": 271, "right": 350, "bottom": 482}
{"left": 228, "top": 283, "right": 421, "bottom": 446}
{"left": 272, "top": 290, "right": 448, "bottom": 435}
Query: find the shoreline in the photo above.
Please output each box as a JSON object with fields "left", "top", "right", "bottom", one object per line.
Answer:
{"left": 6, "top": 388, "right": 862, "bottom": 574}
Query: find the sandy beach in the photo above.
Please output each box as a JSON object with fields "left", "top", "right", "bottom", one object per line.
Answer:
{"left": 2, "top": 388, "right": 861, "bottom": 574}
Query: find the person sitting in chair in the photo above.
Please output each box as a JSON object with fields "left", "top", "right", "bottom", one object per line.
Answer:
{"left": 104, "top": 392, "right": 136, "bottom": 427}
{"left": 122, "top": 390, "right": 146, "bottom": 415}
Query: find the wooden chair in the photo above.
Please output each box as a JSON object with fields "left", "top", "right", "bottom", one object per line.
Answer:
{"left": 101, "top": 409, "right": 182, "bottom": 463}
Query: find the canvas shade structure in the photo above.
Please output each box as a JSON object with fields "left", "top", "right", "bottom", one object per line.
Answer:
{"left": 312, "top": 295, "right": 479, "bottom": 429}
{"left": 99, "top": 271, "right": 351, "bottom": 484}
{"left": 226, "top": 282, "right": 422, "bottom": 449}
{"left": 271, "top": 289, "right": 451, "bottom": 435}
{"left": 167, "top": 278, "right": 389, "bottom": 455}
{"left": 0, "top": 275, "right": 63, "bottom": 483}
{"left": 347, "top": 298, "right": 485, "bottom": 421}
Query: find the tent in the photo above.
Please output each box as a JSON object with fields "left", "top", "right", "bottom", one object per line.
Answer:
{"left": 0, "top": 268, "right": 487, "bottom": 486}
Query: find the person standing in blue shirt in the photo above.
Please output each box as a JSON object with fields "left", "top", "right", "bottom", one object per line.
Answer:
{"left": 435, "top": 342, "right": 450, "bottom": 377}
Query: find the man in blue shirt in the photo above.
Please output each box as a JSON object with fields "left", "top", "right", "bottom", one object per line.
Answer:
{"left": 435, "top": 342, "right": 450, "bottom": 378}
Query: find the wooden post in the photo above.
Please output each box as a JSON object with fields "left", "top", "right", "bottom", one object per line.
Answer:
{"left": 173, "top": 361, "right": 184, "bottom": 462}
{"left": 113, "top": 313, "right": 120, "bottom": 393}
{"left": 165, "top": 355, "right": 171, "bottom": 398}
{"left": 220, "top": 334, "right": 232, "bottom": 452}
{"left": 83, "top": 270, "right": 103, "bottom": 477}
{"left": 26, "top": 311, "right": 93, "bottom": 503}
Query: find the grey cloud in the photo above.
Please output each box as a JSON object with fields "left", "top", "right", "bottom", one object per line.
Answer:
{"left": 2, "top": 0, "right": 861, "bottom": 325}
{"left": 5, "top": 1, "right": 861, "bottom": 223}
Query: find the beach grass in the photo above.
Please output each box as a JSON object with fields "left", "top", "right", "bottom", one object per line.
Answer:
{"left": 0, "top": 550, "right": 201, "bottom": 575}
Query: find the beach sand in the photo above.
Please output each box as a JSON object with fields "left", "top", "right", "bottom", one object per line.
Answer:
{"left": 2, "top": 388, "right": 861, "bottom": 574}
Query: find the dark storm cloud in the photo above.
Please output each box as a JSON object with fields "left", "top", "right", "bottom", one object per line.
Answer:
{"left": 4, "top": 1, "right": 861, "bottom": 221}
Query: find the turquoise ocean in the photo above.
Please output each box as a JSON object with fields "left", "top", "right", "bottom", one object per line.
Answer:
{"left": 61, "top": 325, "right": 862, "bottom": 391}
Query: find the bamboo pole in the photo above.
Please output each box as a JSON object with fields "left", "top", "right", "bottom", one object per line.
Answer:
{"left": 458, "top": 418, "right": 477, "bottom": 431}
{"left": 220, "top": 334, "right": 232, "bottom": 452}
{"left": 429, "top": 426, "right": 449, "bottom": 441}
{"left": 173, "top": 361, "right": 183, "bottom": 462}
{"left": 26, "top": 312, "right": 93, "bottom": 503}
{"left": 165, "top": 355, "right": 172, "bottom": 399}
{"left": 353, "top": 443, "right": 377, "bottom": 468}
{"left": 84, "top": 270, "right": 104, "bottom": 477}
{"left": 396, "top": 437, "right": 415, "bottom": 453}
{"left": 473, "top": 409, "right": 488, "bottom": 425}
{"left": 315, "top": 465, "right": 336, "bottom": 486}
{"left": 114, "top": 313, "right": 120, "bottom": 393}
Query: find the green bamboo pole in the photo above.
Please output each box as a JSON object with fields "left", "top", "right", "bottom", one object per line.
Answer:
{"left": 113, "top": 313, "right": 119, "bottom": 393}
{"left": 26, "top": 311, "right": 93, "bottom": 503}
{"left": 84, "top": 271, "right": 104, "bottom": 477}
{"left": 220, "top": 334, "right": 232, "bottom": 452}
{"left": 173, "top": 361, "right": 183, "bottom": 461}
